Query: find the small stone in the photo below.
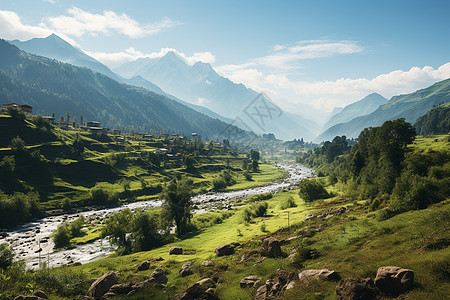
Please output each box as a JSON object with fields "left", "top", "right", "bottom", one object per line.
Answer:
{"left": 240, "top": 275, "right": 262, "bottom": 288}
{"left": 201, "top": 260, "right": 214, "bottom": 267}
{"left": 180, "top": 261, "right": 194, "bottom": 277}
{"left": 137, "top": 260, "right": 150, "bottom": 271}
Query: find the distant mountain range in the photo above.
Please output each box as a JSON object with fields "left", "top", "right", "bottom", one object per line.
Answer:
{"left": 322, "top": 93, "right": 387, "bottom": 131}
{"left": 114, "top": 51, "right": 320, "bottom": 140}
{"left": 12, "top": 34, "right": 318, "bottom": 141}
{"left": 0, "top": 39, "right": 247, "bottom": 139}
{"left": 316, "top": 78, "right": 450, "bottom": 142}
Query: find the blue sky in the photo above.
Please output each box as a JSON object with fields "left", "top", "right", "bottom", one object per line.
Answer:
{"left": 1, "top": 0, "right": 449, "bottom": 112}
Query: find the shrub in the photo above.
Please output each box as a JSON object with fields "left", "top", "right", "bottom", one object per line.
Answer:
{"left": 212, "top": 176, "right": 227, "bottom": 190}
{"left": 52, "top": 223, "right": 71, "bottom": 249}
{"left": 0, "top": 244, "right": 14, "bottom": 269}
{"left": 280, "top": 196, "right": 297, "bottom": 210}
{"left": 298, "top": 179, "right": 329, "bottom": 203}
{"left": 10, "top": 136, "right": 26, "bottom": 152}
{"left": 90, "top": 187, "right": 118, "bottom": 205}
{"left": 244, "top": 171, "right": 253, "bottom": 181}
{"left": 247, "top": 192, "right": 272, "bottom": 202}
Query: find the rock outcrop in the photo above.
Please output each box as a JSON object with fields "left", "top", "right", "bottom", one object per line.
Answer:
{"left": 169, "top": 246, "right": 183, "bottom": 255}
{"left": 240, "top": 275, "right": 262, "bottom": 288}
{"left": 180, "top": 261, "right": 194, "bottom": 277}
{"left": 137, "top": 260, "right": 150, "bottom": 271}
{"left": 176, "top": 278, "right": 219, "bottom": 300}
{"left": 87, "top": 271, "right": 118, "bottom": 299}
{"left": 335, "top": 278, "right": 377, "bottom": 300}
{"left": 215, "top": 243, "right": 237, "bottom": 256}
{"left": 374, "top": 266, "right": 414, "bottom": 295}
{"left": 298, "top": 269, "right": 340, "bottom": 284}
{"left": 261, "top": 238, "right": 282, "bottom": 258}
{"left": 255, "top": 270, "right": 295, "bottom": 300}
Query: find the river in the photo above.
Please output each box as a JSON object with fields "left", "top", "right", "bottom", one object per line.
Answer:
{"left": 2, "top": 162, "right": 313, "bottom": 269}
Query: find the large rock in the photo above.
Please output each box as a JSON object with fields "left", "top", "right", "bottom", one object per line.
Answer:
{"left": 255, "top": 270, "right": 295, "bottom": 300}
{"left": 169, "top": 246, "right": 183, "bottom": 255}
{"left": 109, "top": 283, "right": 134, "bottom": 295}
{"left": 215, "top": 243, "right": 235, "bottom": 256}
{"left": 335, "top": 278, "right": 377, "bottom": 300}
{"left": 147, "top": 268, "right": 168, "bottom": 285}
{"left": 180, "top": 261, "right": 194, "bottom": 277}
{"left": 298, "top": 269, "right": 340, "bottom": 284}
{"left": 374, "top": 266, "right": 414, "bottom": 295}
{"left": 240, "top": 275, "right": 262, "bottom": 288}
{"left": 87, "top": 271, "right": 118, "bottom": 299}
{"left": 137, "top": 260, "right": 150, "bottom": 271}
{"left": 177, "top": 278, "right": 218, "bottom": 300}
{"left": 261, "top": 238, "right": 282, "bottom": 258}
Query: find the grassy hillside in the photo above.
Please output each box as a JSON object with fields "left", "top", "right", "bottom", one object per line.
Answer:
{"left": 1, "top": 138, "right": 447, "bottom": 299}
{"left": 0, "top": 113, "right": 285, "bottom": 228}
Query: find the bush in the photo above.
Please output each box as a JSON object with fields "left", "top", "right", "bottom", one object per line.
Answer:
{"left": 90, "top": 187, "right": 118, "bottom": 205}
{"left": 212, "top": 176, "right": 227, "bottom": 190}
{"left": 0, "top": 244, "right": 14, "bottom": 269}
{"left": 10, "top": 136, "right": 26, "bottom": 152}
{"left": 298, "top": 179, "right": 329, "bottom": 203}
{"left": 280, "top": 196, "right": 297, "bottom": 210}
{"left": 52, "top": 223, "right": 71, "bottom": 249}
{"left": 244, "top": 171, "right": 253, "bottom": 181}
{"left": 247, "top": 192, "right": 273, "bottom": 202}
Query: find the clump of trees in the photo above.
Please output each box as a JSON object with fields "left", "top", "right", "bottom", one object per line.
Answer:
{"left": 298, "top": 179, "right": 329, "bottom": 203}
{"left": 242, "top": 202, "right": 268, "bottom": 223}
{"left": 102, "top": 208, "right": 169, "bottom": 255}
{"left": 52, "top": 216, "right": 86, "bottom": 249}
{"left": 414, "top": 104, "right": 450, "bottom": 135}
{"left": 0, "top": 191, "right": 43, "bottom": 228}
{"left": 212, "top": 169, "right": 235, "bottom": 191}
{"left": 298, "top": 118, "right": 449, "bottom": 217}
{"left": 0, "top": 244, "right": 14, "bottom": 269}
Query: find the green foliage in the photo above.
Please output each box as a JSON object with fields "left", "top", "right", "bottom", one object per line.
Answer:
{"left": 182, "top": 154, "right": 196, "bottom": 170}
{"left": 32, "top": 115, "right": 51, "bottom": 132}
{"left": 0, "top": 156, "right": 15, "bottom": 173}
{"left": 414, "top": 104, "right": 450, "bottom": 135}
{"left": 52, "top": 223, "right": 71, "bottom": 249}
{"left": 0, "top": 191, "right": 43, "bottom": 228}
{"left": 9, "top": 136, "right": 25, "bottom": 152}
{"left": 280, "top": 196, "right": 297, "bottom": 210}
{"left": 161, "top": 177, "right": 193, "bottom": 236}
{"left": 71, "top": 134, "right": 84, "bottom": 155}
{"left": 242, "top": 202, "right": 268, "bottom": 222}
{"left": 6, "top": 107, "right": 25, "bottom": 120}
{"left": 298, "top": 179, "right": 329, "bottom": 203}
{"left": 0, "top": 244, "right": 14, "bottom": 269}
{"left": 243, "top": 171, "right": 252, "bottom": 181}
{"left": 247, "top": 192, "right": 273, "bottom": 203}
{"left": 249, "top": 149, "right": 260, "bottom": 172}
{"left": 212, "top": 170, "right": 236, "bottom": 191}
{"left": 89, "top": 187, "right": 118, "bottom": 205}
{"left": 102, "top": 208, "right": 168, "bottom": 254}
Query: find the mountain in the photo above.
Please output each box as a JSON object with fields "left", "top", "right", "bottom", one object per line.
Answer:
{"left": 414, "top": 102, "right": 450, "bottom": 135}
{"left": 322, "top": 93, "right": 387, "bottom": 130}
{"left": 10, "top": 34, "right": 121, "bottom": 81}
{"left": 316, "top": 78, "right": 450, "bottom": 142}
{"left": 114, "top": 52, "right": 320, "bottom": 140}
{"left": 0, "top": 39, "right": 247, "bottom": 138}
{"left": 10, "top": 35, "right": 238, "bottom": 128}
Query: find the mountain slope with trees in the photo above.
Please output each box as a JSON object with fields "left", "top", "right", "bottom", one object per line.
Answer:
{"left": 414, "top": 102, "right": 450, "bottom": 135}
{"left": 0, "top": 39, "right": 245, "bottom": 138}
{"left": 316, "top": 78, "right": 450, "bottom": 142}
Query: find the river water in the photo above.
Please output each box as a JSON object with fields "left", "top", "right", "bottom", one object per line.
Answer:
{"left": 2, "top": 162, "right": 313, "bottom": 269}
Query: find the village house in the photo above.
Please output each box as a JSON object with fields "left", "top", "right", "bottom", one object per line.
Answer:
{"left": 2, "top": 103, "right": 33, "bottom": 114}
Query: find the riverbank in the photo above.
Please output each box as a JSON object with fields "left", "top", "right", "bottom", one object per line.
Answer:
{"left": 3, "top": 162, "right": 312, "bottom": 269}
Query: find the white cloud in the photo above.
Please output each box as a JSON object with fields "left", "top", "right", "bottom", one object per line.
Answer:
{"left": 0, "top": 10, "right": 52, "bottom": 40}
{"left": 47, "top": 7, "right": 180, "bottom": 38}
{"left": 87, "top": 47, "right": 216, "bottom": 68}
{"left": 42, "top": 0, "right": 57, "bottom": 4}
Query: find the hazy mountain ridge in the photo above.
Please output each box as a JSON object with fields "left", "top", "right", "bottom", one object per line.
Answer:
{"left": 0, "top": 39, "right": 246, "bottom": 138}
{"left": 316, "top": 78, "right": 450, "bottom": 142}
{"left": 322, "top": 93, "right": 387, "bottom": 130}
{"left": 114, "top": 52, "right": 321, "bottom": 140}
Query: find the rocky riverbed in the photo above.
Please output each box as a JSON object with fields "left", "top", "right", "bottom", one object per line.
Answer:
{"left": 2, "top": 162, "right": 313, "bottom": 269}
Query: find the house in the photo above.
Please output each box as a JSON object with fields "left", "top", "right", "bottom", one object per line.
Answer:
{"left": 57, "top": 120, "right": 69, "bottom": 130}
{"left": 2, "top": 103, "right": 33, "bottom": 114}
{"left": 86, "top": 121, "right": 101, "bottom": 128}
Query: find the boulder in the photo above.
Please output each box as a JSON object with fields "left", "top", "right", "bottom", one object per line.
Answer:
{"left": 374, "top": 266, "right": 414, "bottom": 295}
{"left": 298, "top": 269, "right": 340, "bottom": 284}
{"left": 180, "top": 261, "right": 194, "bottom": 277}
{"left": 177, "top": 278, "right": 218, "bottom": 300}
{"left": 261, "top": 238, "right": 282, "bottom": 258}
{"left": 137, "top": 260, "right": 150, "bottom": 271}
{"left": 335, "top": 278, "right": 377, "bottom": 300}
{"left": 109, "top": 283, "right": 134, "bottom": 295}
{"left": 240, "top": 275, "right": 262, "bottom": 288}
{"left": 201, "top": 260, "right": 215, "bottom": 267}
{"left": 32, "top": 291, "right": 47, "bottom": 299}
{"left": 101, "top": 292, "right": 116, "bottom": 299}
{"left": 215, "top": 243, "right": 235, "bottom": 256}
{"left": 169, "top": 246, "right": 183, "bottom": 255}
{"left": 254, "top": 270, "right": 296, "bottom": 300}
{"left": 147, "top": 268, "right": 168, "bottom": 285}
{"left": 87, "top": 271, "right": 118, "bottom": 299}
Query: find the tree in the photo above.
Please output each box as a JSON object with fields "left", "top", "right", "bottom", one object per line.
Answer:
{"left": 182, "top": 154, "right": 196, "bottom": 170}
{"left": 102, "top": 209, "right": 133, "bottom": 254}
{"left": 52, "top": 223, "right": 71, "bottom": 249}
{"left": 298, "top": 179, "right": 329, "bottom": 203}
{"left": 249, "top": 149, "right": 260, "bottom": 172}
{"left": 10, "top": 136, "right": 25, "bottom": 152}
{"left": 161, "top": 177, "right": 193, "bottom": 236}
{"left": 66, "top": 112, "right": 70, "bottom": 123}
{"left": 72, "top": 134, "right": 84, "bottom": 155}
{"left": 0, "top": 244, "right": 14, "bottom": 269}
{"left": 80, "top": 115, "right": 84, "bottom": 126}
